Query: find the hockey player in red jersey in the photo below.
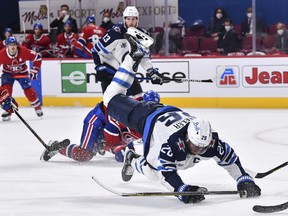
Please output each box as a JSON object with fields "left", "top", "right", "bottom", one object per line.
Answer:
{"left": 40, "top": 101, "right": 136, "bottom": 162}
{"left": 22, "top": 22, "right": 53, "bottom": 58}
{"left": 40, "top": 90, "right": 160, "bottom": 162}
{"left": 55, "top": 20, "right": 79, "bottom": 58}
{"left": 0, "top": 36, "right": 43, "bottom": 121}
{"left": 0, "top": 28, "right": 13, "bottom": 50}
{"left": 75, "top": 15, "right": 106, "bottom": 58}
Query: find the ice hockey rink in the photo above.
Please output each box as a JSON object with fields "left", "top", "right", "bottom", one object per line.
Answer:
{"left": 0, "top": 107, "right": 287, "bottom": 216}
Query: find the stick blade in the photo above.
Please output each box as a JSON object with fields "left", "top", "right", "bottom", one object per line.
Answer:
{"left": 254, "top": 172, "right": 268, "bottom": 179}
{"left": 253, "top": 202, "right": 288, "bottom": 213}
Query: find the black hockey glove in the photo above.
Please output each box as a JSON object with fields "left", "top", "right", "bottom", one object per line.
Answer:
{"left": 177, "top": 184, "right": 207, "bottom": 204}
{"left": 237, "top": 174, "right": 261, "bottom": 198}
{"left": 95, "top": 64, "right": 115, "bottom": 82}
{"left": 146, "top": 68, "right": 163, "bottom": 85}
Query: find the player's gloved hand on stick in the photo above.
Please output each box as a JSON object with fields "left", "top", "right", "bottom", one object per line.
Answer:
{"left": 146, "top": 68, "right": 163, "bottom": 85}
{"left": 30, "top": 67, "right": 39, "bottom": 80}
{"left": 95, "top": 64, "right": 115, "bottom": 82}
{"left": 237, "top": 174, "right": 261, "bottom": 198}
{"left": 177, "top": 184, "right": 207, "bottom": 204}
{"left": 0, "top": 89, "right": 18, "bottom": 113}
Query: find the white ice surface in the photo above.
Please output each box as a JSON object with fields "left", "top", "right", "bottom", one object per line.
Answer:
{"left": 0, "top": 107, "right": 287, "bottom": 216}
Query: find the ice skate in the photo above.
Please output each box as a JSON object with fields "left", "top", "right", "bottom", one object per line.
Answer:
{"left": 94, "top": 142, "right": 106, "bottom": 156}
{"left": 1, "top": 111, "right": 11, "bottom": 121}
{"left": 40, "top": 139, "right": 70, "bottom": 161}
{"left": 121, "top": 149, "right": 140, "bottom": 182}
{"left": 34, "top": 106, "right": 43, "bottom": 117}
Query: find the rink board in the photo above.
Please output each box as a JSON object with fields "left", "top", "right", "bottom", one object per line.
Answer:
{"left": 13, "top": 56, "right": 288, "bottom": 108}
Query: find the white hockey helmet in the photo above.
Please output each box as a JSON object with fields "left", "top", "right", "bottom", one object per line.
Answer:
{"left": 187, "top": 118, "right": 212, "bottom": 148}
{"left": 123, "top": 6, "right": 139, "bottom": 27}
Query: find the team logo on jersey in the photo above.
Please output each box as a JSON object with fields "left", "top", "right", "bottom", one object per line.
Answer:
{"left": 216, "top": 66, "right": 240, "bottom": 88}
{"left": 114, "top": 26, "right": 121, "bottom": 33}
{"left": 121, "top": 42, "right": 127, "bottom": 48}
{"left": 177, "top": 138, "right": 186, "bottom": 152}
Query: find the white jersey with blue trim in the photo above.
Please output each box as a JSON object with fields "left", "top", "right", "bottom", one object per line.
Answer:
{"left": 142, "top": 110, "right": 248, "bottom": 191}
{"left": 92, "top": 23, "right": 153, "bottom": 71}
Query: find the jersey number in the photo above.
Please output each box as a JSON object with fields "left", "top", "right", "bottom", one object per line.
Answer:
{"left": 161, "top": 146, "right": 173, "bottom": 157}
{"left": 158, "top": 111, "right": 192, "bottom": 127}
{"left": 102, "top": 34, "right": 111, "bottom": 43}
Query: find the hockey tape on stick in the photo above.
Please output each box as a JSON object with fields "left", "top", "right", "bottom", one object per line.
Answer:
{"left": 91, "top": 176, "right": 240, "bottom": 197}
{"left": 253, "top": 201, "right": 288, "bottom": 213}
{"left": 136, "top": 77, "right": 213, "bottom": 83}
{"left": 13, "top": 109, "right": 50, "bottom": 150}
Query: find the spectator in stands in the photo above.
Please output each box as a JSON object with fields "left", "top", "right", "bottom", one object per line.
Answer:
{"left": 100, "top": 11, "right": 115, "bottom": 31}
{"left": 271, "top": 22, "right": 288, "bottom": 53}
{"left": 50, "top": 4, "right": 78, "bottom": 35}
{"left": 74, "top": 15, "right": 106, "bottom": 58}
{"left": 206, "top": 7, "right": 229, "bottom": 38}
{"left": 241, "top": 7, "right": 266, "bottom": 38}
{"left": 157, "top": 21, "right": 182, "bottom": 55}
{"left": 55, "top": 20, "right": 79, "bottom": 58}
{"left": 22, "top": 22, "right": 53, "bottom": 58}
{"left": 216, "top": 19, "right": 240, "bottom": 55}
{"left": 0, "top": 28, "right": 13, "bottom": 50}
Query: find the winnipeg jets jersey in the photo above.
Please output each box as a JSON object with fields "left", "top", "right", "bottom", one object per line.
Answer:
{"left": 92, "top": 23, "right": 153, "bottom": 72}
{"left": 143, "top": 107, "right": 249, "bottom": 191}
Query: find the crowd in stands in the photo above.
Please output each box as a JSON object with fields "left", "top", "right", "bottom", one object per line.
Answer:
{"left": 151, "top": 6, "right": 288, "bottom": 57}
{"left": 1, "top": 4, "right": 288, "bottom": 58}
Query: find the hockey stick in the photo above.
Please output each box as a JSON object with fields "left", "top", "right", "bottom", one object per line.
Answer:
{"left": 0, "top": 75, "right": 29, "bottom": 79}
{"left": 91, "top": 176, "right": 240, "bottom": 197}
{"left": 246, "top": 161, "right": 288, "bottom": 179}
{"left": 255, "top": 161, "right": 288, "bottom": 178}
{"left": 13, "top": 109, "right": 50, "bottom": 150}
{"left": 253, "top": 201, "right": 288, "bottom": 213}
{"left": 135, "top": 65, "right": 224, "bottom": 83}
{"left": 136, "top": 77, "right": 213, "bottom": 83}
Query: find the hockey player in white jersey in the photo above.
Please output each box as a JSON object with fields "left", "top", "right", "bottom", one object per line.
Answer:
{"left": 92, "top": 6, "right": 163, "bottom": 95}
{"left": 102, "top": 16, "right": 261, "bottom": 203}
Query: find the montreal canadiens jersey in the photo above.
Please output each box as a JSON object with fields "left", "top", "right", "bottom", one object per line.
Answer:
{"left": 0, "top": 45, "right": 42, "bottom": 74}
{"left": 55, "top": 32, "right": 79, "bottom": 58}
{"left": 22, "top": 34, "right": 52, "bottom": 57}
{"left": 75, "top": 25, "right": 106, "bottom": 58}
{"left": 104, "top": 115, "right": 142, "bottom": 148}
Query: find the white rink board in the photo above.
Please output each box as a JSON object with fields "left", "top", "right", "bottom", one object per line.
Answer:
{"left": 11, "top": 56, "right": 288, "bottom": 98}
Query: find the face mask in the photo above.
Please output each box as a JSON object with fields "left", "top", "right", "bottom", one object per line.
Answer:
{"left": 247, "top": 13, "right": 252, "bottom": 19}
{"left": 103, "top": 17, "right": 110, "bottom": 23}
{"left": 61, "top": 10, "right": 68, "bottom": 16}
{"left": 277, "top": 29, "right": 284, "bottom": 35}
{"left": 216, "top": 13, "right": 223, "bottom": 19}
{"left": 225, "top": 26, "right": 231, "bottom": 32}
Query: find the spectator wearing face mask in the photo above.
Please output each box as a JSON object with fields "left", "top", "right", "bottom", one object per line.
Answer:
{"left": 206, "top": 7, "right": 229, "bottom": 38}
{"left": 50, "top": 4, "right": 78, "bottom": 35}
{"left": 271, "top": 22, "right": 288, "bottom": 53}
{"left": 100, "top": 11, "right": 115, "bottom": 31}
{"left": 241, "top": 7, "right": 266, "bottom": 38}
{"left": 216, "top": 19, "right": 240, "bottom": 55}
